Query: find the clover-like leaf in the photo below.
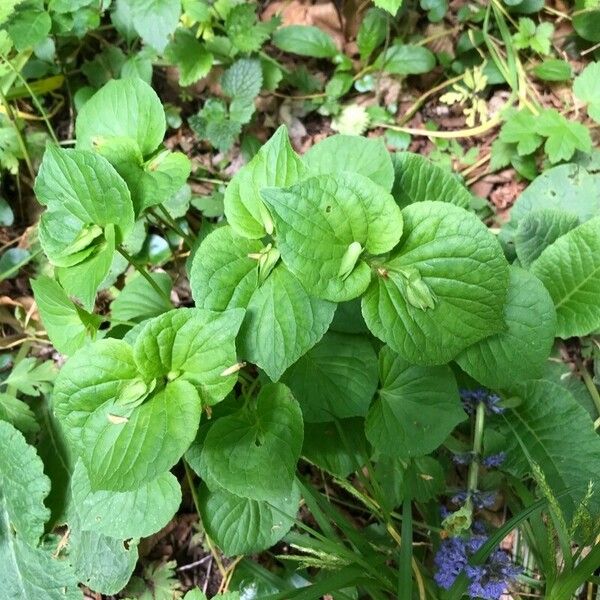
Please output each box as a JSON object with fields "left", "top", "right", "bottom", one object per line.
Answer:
{"left": 200, "top": 383, "right": 303, "bottom": 501}
{"left": 362, "top": 201, "right": 508, "bottom": 365}
{"left": 262, "top": 172, "right": 403, "bottom": 302}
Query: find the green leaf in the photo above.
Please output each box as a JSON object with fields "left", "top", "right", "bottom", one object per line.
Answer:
{"left": 69, "top": 525, "right": 138, "bottom": 595}
{"left": 0, "top": 420, "right": 50, "bottom": 544}
{"left": 224, "top": 125, "right": 308, "bottom": 239}
{"left": 35, "top": 145, "right": 134, "bottom": 239}
{"left": 189, "top": 98, "right": 242, "bottom": 152}
{"left": 534, "top": 109, "right": 592, "bottom": 164}
{"left": 573, "top": 62, "right": 600, "bottom": 124}
{"left": 303, "top": 134, "right": 394, "bottom": 191}
{"left": 3, "top": 358, "right": 55, "bottom": 397}
{"left": 239, "top": 265, "right": 335, "bottom": 382}
{"left": 533, "top": 58, "right": 572, "bottom": 82}
{"left": 456, "top": 267, "right": 556, "bottom": 390}
{"left": 390, "top": 152, "right": 471, "bottom": 209}
{"left": 200, "top": 383, "right": 303, "bottom": 501}
{"left": 281, "top": 332, "right": 378, "bottom": 422}
{"left": 111, "top": 272, "right": 173, "bottom": 322}
{"left": 164, "top": 29, "right": 213, "bottom": 87}
{"left": 262, "top": 172, "right": 403, "bottom": 302}
{"left": 374, "top": 44, "right": 435, "bottom": 75}
{"left": 221, "top": 58, "right": 263, "bottom": 124}
{"left": 31, "top": 275, "right": 99, "bottom": 355}
{"left": 498, "top": 380, "right": 600, "bottom": 521}
{"left": 372, "top": 0, "right": 403, "bottom": 15}
{"left": 498, "top": 108, "right": 542, "bottom": 156}
{"left": 357, "top": 8, "right": 388, "bottom": 61}
{"left": 71, "top": 460, "right": 181, "bottom": 539}
{"left": 531, "top": 216, "right": 600, "bottom": 338}
{"left": 362, "top": 201, "right": 508, "bottom": 365}
{"left": 128, "top": 0, "right": 181, "bottom": 52}
{"left": 514, "top": 208, "right": 579, "bottom": 267}
{"left": 225, "top": 4, "right": 278, "bottom": 53}
{"left": 198, "top": 481, "right": 300, "bottom": 555}
{"left": 366, "top": 346, "right": 464, "bottom": 457}
{"left": 272, "top": 25, "right": 338, "bottom": 58}
{"left": 76, "top": 78, "right": 166, "bottom": 157}
{"left": 7, "top": 9, "right": 51, "bottom": 51}
{"left": 513, "top": 17, "right": 553, "bottom": 54}
{"left": 302, "top": 418, "right": 367, "bottom": 477}
{"left": 133, "top": 308, "right": 245, "bottom": 405}
{"left": 0, "top": 393, "right": 38, "bottom": 434}
{"left": 82, "top": 378, "right": 201, "bottom": 491}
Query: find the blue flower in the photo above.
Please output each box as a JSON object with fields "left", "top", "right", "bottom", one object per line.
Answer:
{"left": 481, "top": 452, "right": 506, "bottom": 468}
{"left": 434, "top": 536, "right": 468, "bottom": 589}
{"left": 451, "top": 490, "right": 497, "bottom": 509}
{"left": 460, "top": 389, "right": 505, "bottom": 415}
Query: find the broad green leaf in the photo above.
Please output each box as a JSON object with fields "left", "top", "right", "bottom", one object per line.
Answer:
{"left": 0, "top": 522, "right": 82, "bottom": 600}
{"left": 303, "top": 135, "right": 394, "bottom": 191}
{"left": 221, "top": 58, "right": 263, "bottom": 124}
{"left": 262, "top": 172, "right": 403, "bottom": 302}
{"left": 531, "top": 217, "right": 600, "bottom": 338}
{"left": 302, "top": 418, "right": 367, "bottom": 477}
{"left": 200, "top": 383, "right": 303, "bottom": 501}
{"left": 366, "top": 346, "right": 464, "bottom": 457}
{"left": 281, "top": 332, "right": 378, "bottom": 422}
{"left": 534, "top": 109, "right": 592, "bottom": 164}
{"left": 533, "top": 58, "right": 572, "bottom": 82}
{"left": 357, "top": 8, "right": 388, "bottom": 61}
{"left": 69, "top": 525, "right": 138, "bottom": 595}
{"left": 82, "top": 378, "right": 201, "bottom": 491}
{"left": 390, "top": 152, "right": 471, "bottom": 209}
{"left": 224, "top": 125, "right": 307, "bottom": 239}
{"left": 164, "top": 29, "right": 213, "bottom": 87}
{"left": 240, "top": 265, "right": 335, "bottom": 381}
{"left": 0, "top": 420, "right": 50, "bottom": 544}
{"left": 76, "top": 78, "right": 166, "bottom": 157}
{"left": 573, "top": 0, "right": 600, "bottom": 42}
{"left": 31, "top": 275, "right": 98, "bottom": 355}
{"left": 362, "top": 201, "right": 508, "bottom": 365}
{"left": 7, "top": 9, "right": 51, "bottom": 51}
{"left": 133, "top": 308, "right": 245, "bottom": 405}
{"left": 456, "top": 267, "right": 556, "bottom": 390}
{"left": 498, "top": 108, "right": 542, "bottom": 156}
{"left": 272, "top": 25, "right": 338, "bottom": 58}
{"left": 374, "top": 44, "right": 435, "bottom": 74}
{"left": 198, "top": 481, "right": 300, "bottom": 555}
{"left": 573, "top": 61, "right": 600, "bottom": 123}
{"left": 71, "top": 460, "right": 181, "bottom": 539}
{"left": 0, "top": 392, "right": 38, "bottom": 434}
{"left": 35, "top": 145, "right": 134, "bottom": 239}
{"left": 372, "top": 0, "right": 403, "bottom": 14}
{"left": 514, "top": 208, "right": 578, "bottom": 267}
{"left": 111, "top": 272, "right": 173, "bottom": 322}
{"left": 498, "top": 380, "right": 600, "bottom": 521}
{"left": 128, "top": 0, "right": 181, "bottom": 52}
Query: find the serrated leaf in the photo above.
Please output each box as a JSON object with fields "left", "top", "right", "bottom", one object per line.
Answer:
{"left": 224, "top": 125, "right": 308, "bottom": 239}
{"left": 531, "top": 216, "right": 600, "bottom": 338}
{"left": 71, "top": 460, "right": 181, "bottom": 539}
{"left": 456, "top": 267, "right": 556, "bottom": 390}
{"left": 69, "top": 525, "right": 138, "bottom": 595}
{"left": 362, "top": 201, "right": 508, "bottom": 365}
{"left": 498, "top": 380, "right": 600, "bottom": 521}
{"left": 221, "top": 59, "right": 263, "bottom": 124}
{"left": 0, "top": 420, "right": 50, "bottom": 544}
{"left": 189, "top": 98, "right": 242, "bottom": 152}
{"left": 372, "top": 0, "right": 403, "bottom": 14}
{"left": 303, "top": 134, "right": 394, "bottom": 191}
{"left": 200, "top": 383, "right": 303, "bottom": 501}
{"left": 199, "top": 481, "right": 300, "bottom": 555}
{"left": 514, "top": 208, "right": 579, "bottom": 267}
{"left": 164, "top": 29, "right": 213, "bottom": 87}
{"left": 357, "top": 8, "right": 388, "bottom": 61}
{"left": 573, "top": 62, "right": 600, "bottom": 124}
{"left": 3, "top": 357, "right": 55, "bottom": 397}
{"left": 0, "top": 393, "right": 38, "bottom": 434}
{"left": 128, "top": 0, "right": 181, "bottom": 53}
{"left": 391, "top": 152, "right": 471, "bottom": 208}
{"left": 262, "top": 172, "right": 403, "bottom": 302}
{"left": 366, "top": 346, "right": 464, "bottom": 457}
{"left": 225, "top": 4, "right": 277, "bottom": 53}
{"left": 272, "top": 25, "right": 338, "bottom": 58}
{"left": 281, "top": 332, "right": 378, "bottom": 422}
{"left": 76, "top": 78, "right": 166, "bottom": 157}
{"left": 111, "top": 272, "right": 173, "bottom": 323}
{"left": 534, "top": 109, "right": 592, "bottom": 164}
{"left": 31, "top": 275, "right": 99, "bottom": 355}
{"left": 498, "top": 108, "right": 542, "bottom": 156}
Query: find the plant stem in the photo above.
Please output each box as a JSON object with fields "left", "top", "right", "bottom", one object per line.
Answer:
{"left": 575, "top": 356, "right": 600, "bottom": 418}
{"left": 116, "top": 246, "right": 171, "bottom": 304}
{"left": 154, "top": 205, "right": 195, "bottom": 248}
{"left": 467, "top": 401, "right": 486, "bottom": 494}
{"left": 398, "top": 496, "right": 413, "bottom": 600}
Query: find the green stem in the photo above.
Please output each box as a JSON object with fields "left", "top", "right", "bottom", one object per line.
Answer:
{"left": 0, "top": 90, "right": 35, "bottom": 180}
{"left": 116, "top": 246, "right": 172, "bottom": 304}
{"left": 575, "top": 356, "right": 600, "bottom": 418}
{"left": 397, "top": 496, "right": 413, "bottom": 600}
{"left": 467, "top": 401, "right": 486, "bottom": 494}
{"left": 6, "top": 341, "right": 31, "bottom": 397}
{"left": 154, "top": 205, "right": 195, "bottom": 248}
{"left": 183, "top": 459, "right": 202, "bottom": 516}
